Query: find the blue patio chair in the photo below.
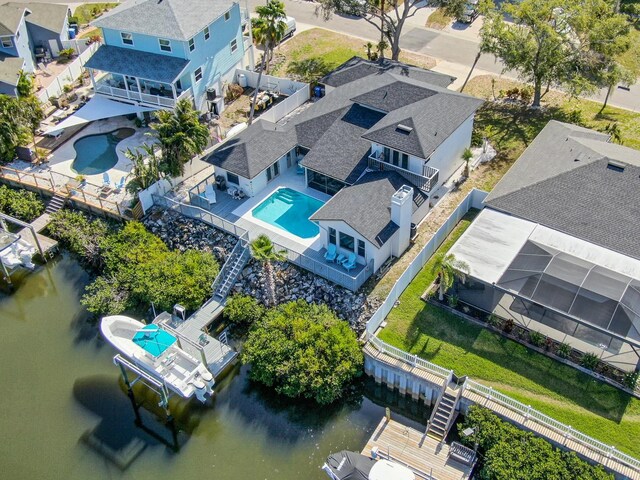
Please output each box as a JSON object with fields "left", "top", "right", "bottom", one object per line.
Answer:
{"left": 324, "top": 244, "right": 337, "bottom": 262}
{"left": 102, "top": 172, "right": 111, "bottom": 189}
{"left": 296, "top": 160, "right": 304, "bottom": 175}
{"left": 114, "top": 177, "right": 126, "bottom": 191}
{"left": 342, "top": 253, "right": 357, "bottom": 272}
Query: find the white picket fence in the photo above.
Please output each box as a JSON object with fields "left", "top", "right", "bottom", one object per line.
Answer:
{"left": 365, "top": 188, "right": 488, "bottom": 335}
{"left": 37, "top": 42, "right": 98, "bottom": 104}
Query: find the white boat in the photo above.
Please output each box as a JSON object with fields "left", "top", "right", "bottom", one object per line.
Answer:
{"left": 100, "top": 315, "right": 215, "bottom": 403}
{"left": 322, "top": 451, "right": 415, "bottom": 480}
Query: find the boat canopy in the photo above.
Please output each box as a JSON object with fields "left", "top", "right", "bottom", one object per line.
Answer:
{"left": 132, "top": 325, "right": 176, "bottom": 357}
{"left": 323, "top": 451, "right": 375, "bottom": 480}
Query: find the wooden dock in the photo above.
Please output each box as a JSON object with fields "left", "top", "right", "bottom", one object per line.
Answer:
{"left": 16, "top": 212, "right": 58, "bottom": 256}
{"left": 362, "top": 418, "right": 473, "bottom": 480}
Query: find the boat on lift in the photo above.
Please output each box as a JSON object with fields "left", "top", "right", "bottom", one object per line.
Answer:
{"left": 100, "top": 315, "right": 215, "bottom": 403}
{"left": 322, "top": 450, "right": 415, "bottom": 480}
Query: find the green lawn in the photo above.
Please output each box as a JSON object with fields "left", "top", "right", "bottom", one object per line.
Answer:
{"left": 426, "top": 8, "right": 453, "bottom": 29}
{"left": 72, "top": 3, "right": 119, "bottom": 25}
{"left": 378, "top": 212, "right": 640, "bottom": 457}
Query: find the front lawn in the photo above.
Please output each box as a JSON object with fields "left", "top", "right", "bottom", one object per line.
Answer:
{"left": 426, "top": 8, "right": 453, "bottom": 29}
{"left": 378, "top": 211, "right": 640, "bottom": 457}
{"left": 72, "top": 3, "right": 119, "bottom": 25}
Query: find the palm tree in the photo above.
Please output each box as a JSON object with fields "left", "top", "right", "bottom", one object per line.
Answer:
{"left": 123, "top": 143, "right": 162, "bottom": 194}
{"left": 151, "top": 99, "right": 209, "bottom": 177}
{"left": 604, "top": 122, "right": 623, "bottom": 145}
{"left": 431, "top": 253, "right": 470, "bottom": 301}
{"left": 462, "top": 147, "right": 473, "bottom": 177}
{"left": 249, "top": 234, "right": 286, "bottom": 306}
{"left": 249, "top": 0, "right": 286, "bottom": 125}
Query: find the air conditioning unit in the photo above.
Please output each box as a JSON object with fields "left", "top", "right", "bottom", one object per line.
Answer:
{"left": 206, "top": 87, "right": 217, "bottom": 100}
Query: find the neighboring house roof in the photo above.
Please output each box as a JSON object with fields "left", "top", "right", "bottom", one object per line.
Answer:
{"left": 92, "top": 0, "right": 234, "bottom": 42}
{"left": 320, "top": 56, "right": 455, "bottom": 89}
{"left": 85, "top": 45, "right": 189, "bottom": 83}
{"left": 0, "top": 3, "right": 27, "bottom": 36}
{"left": 5, "top": 2, "right": 69, "bottom": 34}
{"left": 485, "top": 120, "right": 640, "bottom": 261}
{"left": 310, "top": 171, "right": 427, "bottom": 248}
{"left": 206, "top": 120, "right": 297, "bottom": 179}
{"left": 0, "top": 52, "right": 23, "bottom": 87}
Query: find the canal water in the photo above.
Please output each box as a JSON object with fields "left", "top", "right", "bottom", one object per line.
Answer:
{"left": 0, "top": 255, "right": 430, "bottom": 480}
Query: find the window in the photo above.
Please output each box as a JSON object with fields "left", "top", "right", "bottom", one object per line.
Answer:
{"left": 176, "top": 79, "right": 182, "bottom": 90}
{"left": 357, "top": 240, "right": 365, "bottom": 258}
{"left": 401, "top": 153, "right": 408, "bottom": 169}
{"left": 159, "top": 38, "right": 171, "bottom": 52}
{"left": 226, "top": 172, "right": 239, "bottom": 185}
{"left": 230, "top": 39, "right": 237, "bottom": 53}
{"left": 188, "top": 38, "right": 195, "bottom": 51}
{"left": 121, "top": 32, "right": 133, "bottom": 45}
{"left": 339, "top": 232, "right": 355, "bottom": 252}
{"left": 329, "top": 227, "right": 336, "bottom": 245}
{"left": 383, "top": 147, "right": 391, "bottom": 163}
{"left": 194, "top": 67, "right": 203, "bottom": 82}
{"left": 1, "top": 37, "right": 12, "bottom": 48}
{"left": 224, "top": 11, "right": 230, "bottom": 21}
{"left": 204, "top": 27, "right": 210, "bottom": 40}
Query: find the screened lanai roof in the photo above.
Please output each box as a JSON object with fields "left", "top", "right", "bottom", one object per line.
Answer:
{"left": 449, "top": 208, "right": 640, "bottom": 346}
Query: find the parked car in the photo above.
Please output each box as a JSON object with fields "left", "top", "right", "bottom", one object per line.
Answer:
{"left": 459, "top": 0, "right": 479, "bottom": 23}
{"left": 282, "top": 16, "right": 296, "bottom": 40}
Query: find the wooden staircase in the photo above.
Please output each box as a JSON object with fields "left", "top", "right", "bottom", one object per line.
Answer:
{"left": 44, "top": 194, "right": 66, "bottom": 215}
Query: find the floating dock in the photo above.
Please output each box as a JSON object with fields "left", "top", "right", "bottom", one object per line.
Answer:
{"left": 362, "top": 417, "right": 474, "bottom": 480}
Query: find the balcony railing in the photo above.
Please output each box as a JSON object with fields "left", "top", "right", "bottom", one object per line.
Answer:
{"left": 368, "top": 151, "right": 439, "bottom": 193}
{"left": 95, "top": 81, "right": 191, "bottom": 108}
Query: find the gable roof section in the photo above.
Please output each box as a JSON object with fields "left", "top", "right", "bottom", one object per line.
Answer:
{"left": 0, "top": 3, "right": 27, "bottom": 36}
{"left": 92, "top": 0, "right": 235, "bottom": 41}
{"left": 0, "top": 53, "right": 23, "bottom": 87}
{"left": 485, "top": 120, "right": 640, "bottom": 260}
{"left": 320, "top": 56, "right": 455, "bottom": 89}
{"left": 6, "top": 2, "right": 69, "bottom": 34}
{"left": 204, "top": 120, "right": 297, "bottom": 178}
{"left": 85, "top": 45, "right": 190, "bottom": 83}
{"left": 350, "top": 81, "right": 437, "bottom": 112}
{"left": 311, "top": 171, "right": 427, "bottom": 248}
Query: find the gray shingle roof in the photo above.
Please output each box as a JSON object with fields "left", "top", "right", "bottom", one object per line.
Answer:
{"left": 204, "top": 120, "right": 297, "bottom": 178}
{"left": 485, "top": 120, "right": 640, "bottom": 260}
{"left": 92, "top": 0, "right": 234, "bottom": 41}
{"left": 6, "top": 2, "right": 69, "bottom": 34}
{"left": 84, "top": 45, "right": 189, "bottom": 83}
{"left": 0, "top": 53, "right": 23, "bottom": 87}
{"left": 310, "top": 171, "right": 427, "bottom": 247}
{"left": 0, "top": 3, "right": 27, "bottom": 36}
{"left": 320, "top": 56, "right": 455, "bottom": 89}
{"left": 350, "top": 81, "right": 436, "bottom": 112}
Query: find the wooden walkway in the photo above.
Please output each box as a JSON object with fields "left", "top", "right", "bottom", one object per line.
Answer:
{"left": 16, "top": 212, "right": 58, "bottom": 256}
{"left": 362, "top": 418, "right": 472, "bottom": 480}
{"left": 363, "top": 342, "right": 444, "bottom": 387}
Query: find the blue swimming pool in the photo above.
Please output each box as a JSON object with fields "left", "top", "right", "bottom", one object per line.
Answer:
{"left": 252, "top": 188, "right": 325, "bottom": 239}
{"left": 71, "top": 128, "right": 135, "bottom": 175}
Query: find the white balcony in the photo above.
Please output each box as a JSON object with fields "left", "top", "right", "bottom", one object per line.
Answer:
{"left": 368, "top": 151, "right": 439, "bottom": 193}
{"left": 94, "top": 74, "right": 192, "bottom": 109}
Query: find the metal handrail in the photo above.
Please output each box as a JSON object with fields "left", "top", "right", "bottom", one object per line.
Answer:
{"left": 368, "top": 152, "right": 439, "bottom": 193}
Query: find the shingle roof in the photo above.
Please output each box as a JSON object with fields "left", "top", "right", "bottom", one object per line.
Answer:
{"left": 6, "top": 2, "right": 69, "bottom": 34}
{"left": 84, "top": 45, "right": 189, "bottom": 83}
{"left": 0, "top": 3, "right": 27, "bottom": 36}
{"left": 320, "top": 56, "right": 455, "bottom": 89}
{"left": 350, "top": 81, "right": 437, "bottom": 112}
{"left": 204, "top": 120, "right": 297, "bottom": 178}
{"left": 92, "top": 0, "right": 234, "bottom": 41}
{"left": 0, "top": 53, "right": 23, "bottom": 87}
{"left": 310, "top": 171, "right": 427, "bottom": 247}
{"left": 485, "top": 120, "right": 640, "bottom": 260}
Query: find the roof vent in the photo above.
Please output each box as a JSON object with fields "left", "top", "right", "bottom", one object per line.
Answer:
{"left": 607, "top": 160, "right": 625, "bottom": 172}
{"left": 574, "top": 152, "right": 587, "bottom": 162}
{"left": 396, "top": 124, "right": 413, "bottom": 134}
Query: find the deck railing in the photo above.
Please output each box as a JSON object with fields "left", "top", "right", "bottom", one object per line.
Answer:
{"left": 95, "top": 82, "right": 184, "bottom": 108}
{"left": 366, "top": 334, "right": 640, "bottom": 474}
{"left": 368, "top": 151, "right": 439, "bottom": 193}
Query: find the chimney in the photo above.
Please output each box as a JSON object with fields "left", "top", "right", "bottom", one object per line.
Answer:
{"left": 391, "top": 185, "right": 413, "bottom": 257}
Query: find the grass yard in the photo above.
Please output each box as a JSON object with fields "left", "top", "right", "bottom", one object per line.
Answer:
{"left": 271, "top": 29, "right": 436, "bottom": 80}
{"left": 426, "top": 8, "right": 453, "bottom": 29}
{"left": 378, "top": 209, "right": 640, "bottom": 458}
{"left": 72, "top": 3, "right": 119, "bottom": 25}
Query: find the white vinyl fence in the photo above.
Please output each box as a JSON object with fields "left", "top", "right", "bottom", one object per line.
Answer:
{"left": 365, "top": 188, "right": 488, "bottom": 335}
{"left": 234, "top": 69, "right": 309, "bottom": 123}
{"left": 37, "top": 42, "right": 99, "bottom": 104}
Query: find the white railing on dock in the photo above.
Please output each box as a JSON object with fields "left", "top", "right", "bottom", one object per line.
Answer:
{"left": 368, "top": 335, "right": 452, "bottom": 379}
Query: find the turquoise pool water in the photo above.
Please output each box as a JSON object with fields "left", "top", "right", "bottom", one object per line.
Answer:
{"left": 132, "top": 325, "right": 176, "bottom": 357}
{"left": 252, "top": 188, "right": 325, "bottom": 239}
{"left": 71, "top": 128, "right": 135, "bottom": 175}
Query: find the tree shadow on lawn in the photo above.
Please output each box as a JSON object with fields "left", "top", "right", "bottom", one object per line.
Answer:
{"left": 405, "top": 304, "right": 631, "bottom": 423}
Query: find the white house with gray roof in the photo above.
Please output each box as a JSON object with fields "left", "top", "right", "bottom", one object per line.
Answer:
{"left": 448, "top": 120, "right": 640, "bottom": 371}
{"left": 86, "top": 0, "right": 252, "bottom": 111}
{"left": 203, "top": 57, "right": 482, "bottom": 276}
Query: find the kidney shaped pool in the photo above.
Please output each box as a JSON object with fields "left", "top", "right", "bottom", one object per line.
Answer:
{"left": 71, "top": 128, "right": 135, "bottom": 175}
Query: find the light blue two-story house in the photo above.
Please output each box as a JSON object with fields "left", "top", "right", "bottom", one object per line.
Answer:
{"left": 0, "top": 3, "right": 36, "bottom": 95}
{"left": 86, "top": 0, "right": 253, "bottom": 112}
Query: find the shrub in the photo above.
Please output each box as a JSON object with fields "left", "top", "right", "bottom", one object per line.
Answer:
{"left": 623, "top": 371, "right": 639, "bottom": 390}
{"left": 225, "top": 294, "right": 264, "bottom": 334}
{"left": 58, "top": 48, "right": 76, "bottom": 62}
{"left": 487, "top": 313, "right": 502, "bottom": 328}
{"left": 502, "top": 319, "right": 514, "bottom": 333}
{"left": 447, "top": 294, "right": 459, "bottom": 308}
{"left": 242, "top": 300, "right": 363, "bottom": 404}
{"left": 0, "top": 186, "right": 44, "bottom": 221}
{"left": 519, "top": 86, "right": 533, "bottom": 104}
{"left": 48, "top": 210, "right": 110, "bottom": 269}
{"left": 556, "top": 342, "right": 571, "bottom": 359}
{"left": 528, "top": 330, "right": 546, "bottom": 348}
{"left": 580, "top": 352, "right": 600, "bottom": 370}
{"left": 225, "top": 83, "right": 244, "bottom": 102}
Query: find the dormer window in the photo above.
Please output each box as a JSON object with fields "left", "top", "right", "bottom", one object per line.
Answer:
{"left": 1, "top": 37, "right": 12, "bottom": 48}
{"left": 188, "top": 38, "right": 195, "bottom": 51}
{"left": 159, "top": 39, "right": 172, "bottom": 52}
{"left": 121, "top": 32, "right": 133, "bottom": 45}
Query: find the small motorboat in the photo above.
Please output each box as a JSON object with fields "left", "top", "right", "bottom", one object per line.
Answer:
{"left": 100, "top": 315, "right": 215, "bottom": 403}
{"left": 322, "top": 450, "right": 415, "bottom": 480}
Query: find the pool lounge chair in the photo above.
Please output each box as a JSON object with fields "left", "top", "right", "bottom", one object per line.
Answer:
{"left": 342, "top": 253, "right": 357, "bottom": 272}
{"left": 114, "top": 177, "right": 126, "bottom": 192}
{"left": 201, "top": 184, "right": 217, "bottom": 206}
{"left": 324, "top": 244, "right": 337, "bottom": 262}
{"left": 102, "top": 172, "right": 111, "bottom": 189}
